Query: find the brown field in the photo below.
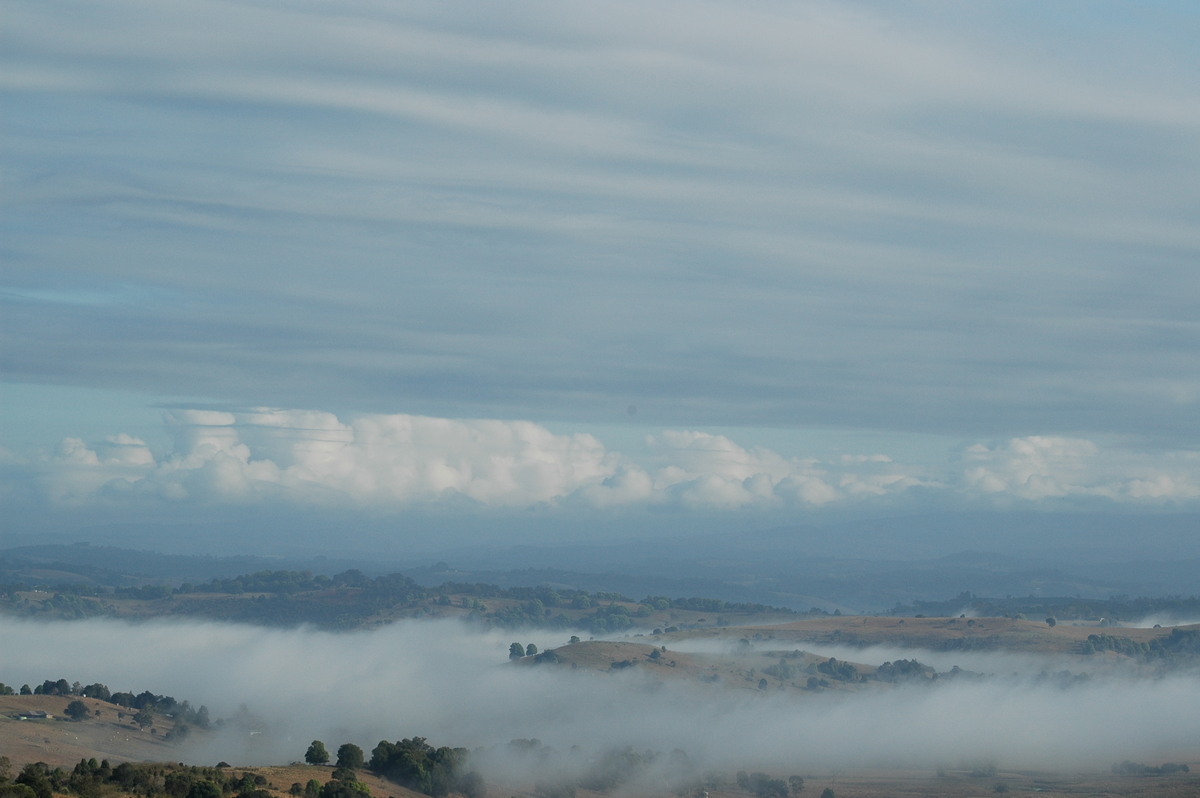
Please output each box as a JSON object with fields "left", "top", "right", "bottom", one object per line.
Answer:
{"left": 662, "top": 615, "right": 1198, "bottom": 655}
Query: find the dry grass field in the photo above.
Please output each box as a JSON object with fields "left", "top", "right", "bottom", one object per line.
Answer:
{"left": 0, "top": 695, "right": 181, "bottom": 767}
{"left": 666, "top": 615, "right": 1194, "bottom": 655}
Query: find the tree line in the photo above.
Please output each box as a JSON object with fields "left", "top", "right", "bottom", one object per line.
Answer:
{"left": 892, "top": 592, "right": 1200, "bottom": 624}
{"left": 3, "top": 568, "right": 803, "bottom": 632}
{"left": 0, "top": 759, "right": 266, "bottom": 798}
{"left": 1082, "top": 627, "right": 1200, "bottom": 659}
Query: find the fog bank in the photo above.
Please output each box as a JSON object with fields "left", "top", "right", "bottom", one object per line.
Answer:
{"left": 2, "top": 617, "right": 1197, "bottom": 774}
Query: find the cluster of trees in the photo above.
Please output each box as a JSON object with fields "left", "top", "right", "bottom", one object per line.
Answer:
{"left": 303, "top": 738, "right": 480, "bottom": 798}
{"left": 762, "top": 659, "right": 798, "bottom": 682}
{"left": 893, "top": 593, "right": 1200, "bottom": 624}
{"left": 0, "top": 588, "right": 107, "bottom": 620}
{"left": 759, "top": 655, "right": 944, "bottom": 688}
{"left": 735, "top": 770, "right": 804, "bottom": 798}
{"left": 874, "top": 659, "right": 936, "bottom": 683}
{"left": 639, "top": 596, "right": 801, "bottom": 617}
{"left": 1082, "top": 628, "right": 1200, "bottom": 659}
{"left": 0, "top": 758, "right": 268, "bottom": 798}
{"left": 367, "top": 738, "right": 480, "bottom": 798}
{"left": 816, "top": 657, "right": 859, "bottom": 682}
{"left": 508, "top": 643, "right": 538, "bottom": 660}
{"left": 1112, "top": 760, "right": 1190, "bottom": 776}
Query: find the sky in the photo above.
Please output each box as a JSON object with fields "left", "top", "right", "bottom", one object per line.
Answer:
{"left": 3, "top": 1, "right": 1200, "bottom": 553}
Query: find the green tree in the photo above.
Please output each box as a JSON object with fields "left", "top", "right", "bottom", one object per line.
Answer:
{"left": 509, "top": 643, "right": 525, "bottom": 660}
{"left": 0, "top": 786, "right": 38, "bottom": 798}
{"left": 525, "top": 643, "right": 538, "bottom": 657}
{"left": 1046, "top": 616, "right": 1057, "bottom": 627}
{"left": 306, "top": 741, "right": 330, "bottom": 766}
{"left": 65, "top": 700, "right": 90, "bottom": 721}
{"left": 319, "top": 781, "right": 368, "bottom": 798}
{"left": 186, "top": 782, "right": 222, "bottom": 798}
{"left": 15, "top": 765, "right": 52, "bottom": 798}
{"left": 819, "top": 790, "right": 834, "bottom": 798}
{"left": 336, "top": 744, "right": 364, "bottom": 770}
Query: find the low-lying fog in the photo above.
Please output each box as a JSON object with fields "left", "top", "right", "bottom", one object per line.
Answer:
{"left": 3, "top": 617, "right": 1197, "bottom": 776}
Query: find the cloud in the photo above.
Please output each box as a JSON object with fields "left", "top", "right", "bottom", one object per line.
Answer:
{"left": 18, "top": 408, "right": 936, "bottom": 512}
{"left": 14, "top": 410, "right": 1200, "bottom": 517}
{"left": 640, "top": 430, "right": 924, "bottom": 509}
{"left": 960, "top": 436, "right": 1200, "bottom": 503}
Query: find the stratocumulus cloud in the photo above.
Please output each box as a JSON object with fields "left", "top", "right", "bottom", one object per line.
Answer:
{"left": 2, "top": 616, "right": 1198, "bottom": 774}
{"left": 20, "top": 408, "right": 933, "bottom": 511}
{"left": 12, "top": 410, "right": 1200, "bottom": 513}
{"left": 960, "top": 436, "right": 1200, "bottom": 503}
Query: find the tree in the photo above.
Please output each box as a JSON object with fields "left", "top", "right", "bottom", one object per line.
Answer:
{"left": 305, "top": 740, "right": 330, "bottom": 766}
{"left": 1046, "top": 616, "right": 1057, "bottom": 627}
{"left": 65, "top": 700, "right": 89, "bottom": 721}
{"left": 525, "top": 643, "right": 538, "bottom": 657}
{"left": 459, "top": 770, "right": 486, "bottom": 798}
{"left": 788, "top": 776, "right": 804, "bottom": 795}
{"left": 336, "top": 743, "right": 364, "bottom": 770}
{"left": 819, "top": 790, "right": 834, "bottom": 798}
{"left": 15, "top": 765, "right": 52, "bottom": 798}
{"left": 320, "top": 781, "right": 369, "bottom": 798}
{"left": 132, "top": 709, "right": 154, "bottom": 728}
{"left": 509, "top": 643, "right": 525, "bottom": 660}
{"left": 186, "top": 782, "right": 222, "bottom": 798}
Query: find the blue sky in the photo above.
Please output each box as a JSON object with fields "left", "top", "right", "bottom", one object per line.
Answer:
{"left": 2, "top": 1, "right": 1199, "bottom": 548}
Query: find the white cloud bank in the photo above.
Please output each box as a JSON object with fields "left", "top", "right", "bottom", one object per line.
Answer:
{"left": 15, "top": 409, "right": 1200, "bottom": 512}
{"left": 960, "top": 435, "right": 1200, "bottom": 503}
{"left": 29, "top": 409, "right": 924, "bottom": 511}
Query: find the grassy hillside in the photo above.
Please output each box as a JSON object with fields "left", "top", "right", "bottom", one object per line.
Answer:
{"left": 0, "top": 695, "right": 182, "bottom": 768}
